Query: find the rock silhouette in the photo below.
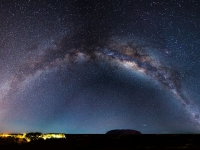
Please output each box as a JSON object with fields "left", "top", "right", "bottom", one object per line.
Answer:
{"left": 106, "top": 129, "right": 142, "bottom": 134}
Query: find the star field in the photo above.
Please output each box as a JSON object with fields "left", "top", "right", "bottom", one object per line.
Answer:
{"left": 0, "top": 0, "right": 200, "bottom": 134}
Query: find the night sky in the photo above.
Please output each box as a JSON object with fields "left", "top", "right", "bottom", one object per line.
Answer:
{"left": 0, "top": 0, "right": 200, "bottom": 134}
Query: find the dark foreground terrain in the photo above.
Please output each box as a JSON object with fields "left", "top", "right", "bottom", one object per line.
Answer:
{"left": 1, "top": 134, "right": 200, "bottom": 149}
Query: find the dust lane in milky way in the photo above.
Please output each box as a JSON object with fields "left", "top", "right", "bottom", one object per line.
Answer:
{"left": 95, "top": 40, "right": 200, "bottom": 125}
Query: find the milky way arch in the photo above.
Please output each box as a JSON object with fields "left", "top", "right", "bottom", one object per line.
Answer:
{"left": 0, "top": 38, "right": 199, "bottom": 127}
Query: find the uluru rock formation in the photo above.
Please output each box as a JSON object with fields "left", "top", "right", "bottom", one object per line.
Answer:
{"left": 106, "top": 129, "right": 142, "bottom": 134}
